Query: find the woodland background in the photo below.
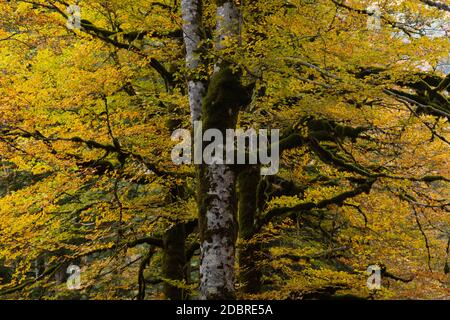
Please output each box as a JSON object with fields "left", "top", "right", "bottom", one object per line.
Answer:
{"left": 0, "top": 0, "right": 449, "bottom": 300}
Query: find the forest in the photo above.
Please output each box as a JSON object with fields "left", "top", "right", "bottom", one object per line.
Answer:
{"left": 0, "top": 0, "right": 449, "bottom": 300}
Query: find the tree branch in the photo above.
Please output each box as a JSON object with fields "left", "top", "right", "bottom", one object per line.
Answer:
{"left": 256, "top": 179, "right": 375, "bottom": 232}
{"left": 419, "top": 0, "right": 450, "bottom": 12}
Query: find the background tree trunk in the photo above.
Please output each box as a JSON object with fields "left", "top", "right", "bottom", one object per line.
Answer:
{"left": 237, "top": 166, "right": 262, "bottom": 294}
{"left": 162, "top": 224, "right": 187, "bottom": 300}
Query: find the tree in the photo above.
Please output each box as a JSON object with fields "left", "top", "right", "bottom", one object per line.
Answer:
{"left": 0, "top": 0, "right": 449, "bottom": 300}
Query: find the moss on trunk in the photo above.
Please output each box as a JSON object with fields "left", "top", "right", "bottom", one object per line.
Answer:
{"left": 197, "top": 65, "right": 251, "bottom": 299}
{"left": 237, "top": 165, "right": 262, "bottom": 294}
{"left": 162, "top": 223, "right": 187, "bottom": 300}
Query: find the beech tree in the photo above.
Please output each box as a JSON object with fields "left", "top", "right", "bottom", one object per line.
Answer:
{"left": 0, "top": 0, "right": 449, "bottom": 300}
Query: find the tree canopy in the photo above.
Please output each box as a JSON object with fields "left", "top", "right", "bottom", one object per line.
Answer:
{"left": 0, "top": 0, "right": 449, "bottom": 300}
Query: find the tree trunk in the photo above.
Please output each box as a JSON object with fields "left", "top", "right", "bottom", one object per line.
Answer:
{"left": 182, "top": 0, "right": 243, "bottom": 300}
{"left": 162, "top": 224, "right": 187, "bottom": 300}
{"left": 181, "top": 0, "right": 207, "bottom": 123}
{"left": 197, "top": 1, "right": 243, "bottom": 300}
{"left": 237, "top": 165, "right": 262, "bottom": 294}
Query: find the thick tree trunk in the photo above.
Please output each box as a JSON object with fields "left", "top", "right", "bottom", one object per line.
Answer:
{"left": 198, "top": 162, "right": 238, "bottom": 299}
{"left": 162, "top": 224, "right": 187, "bottom": 300}
{"left": 197, "top": 1, "right": 243, "bottom": 300}
{"left": 237, "top": 166, "right": 262, "bottom": 294}
{"left": 161, "top": 180, "right": 192, "bottom": 300}
{"left": 0, "top": 259, "right": 12, "bottom": 285}
{"left": 181, "top": 0, "right": 207, "bottom": 122}
{"left": 182, "top": 0, "right": 243, "bottom": 300}
{"left": 215, "top": 0, "right": 241, "bottom": 50}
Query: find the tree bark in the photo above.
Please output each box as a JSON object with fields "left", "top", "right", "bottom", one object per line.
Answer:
{"left": 182, "top": 0, "right": 244, "bottom": 300}
{"left": 162, "top": 223, "right": 188, "bottom": 300}
{"left": 181, "top": 0, "right": 207, "bottom": 122}
{"left": 198, "top": 66, "right": 245, "bottom": 299}
{"left": 199, "top": 0, "right": 242, "bottom": 300}
{"left": 237, "top": 166, "right": 262, "bottom": 294}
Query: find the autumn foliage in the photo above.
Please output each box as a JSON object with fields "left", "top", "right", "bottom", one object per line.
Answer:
{"left": 0, "top": 0, "right": 449, "bottom": 300}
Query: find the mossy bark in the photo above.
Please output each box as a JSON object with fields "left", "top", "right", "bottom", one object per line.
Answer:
{"left": 181, "top": 0, "right": 207, "bottom": 122}
{"left": 198, "top": 66, "right": 245, "bottom": 300}
{"left": 182, "top": 0, "right": 246, "bottom": 300}
{"left": 0, "top": 259, "right": 12, "bottom": 285}
{"left": 237, "top": 165, "right": 262, "bottom": 294}
{"left": 162, "top": 223, "right": 188, "bottom": 300}
{"left": 198, "top": 163, "right": 238, "bottom": 299}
